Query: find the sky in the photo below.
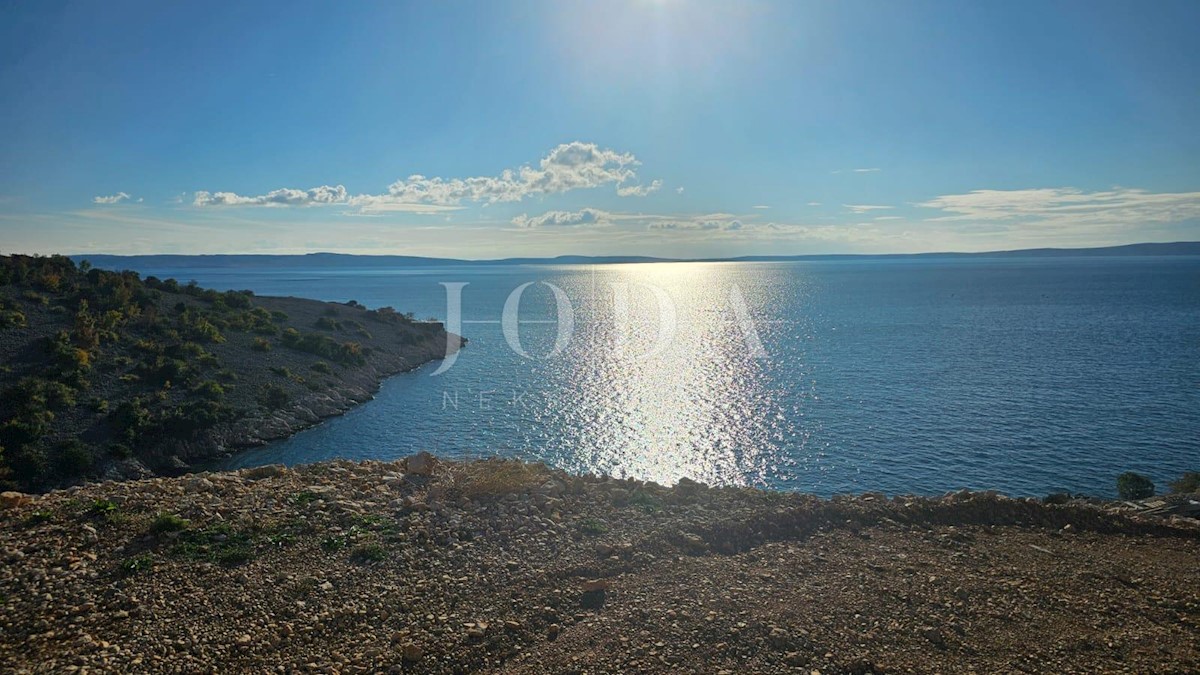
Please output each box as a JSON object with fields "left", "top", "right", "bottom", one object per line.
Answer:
{"left": 1, "top": 0, "right": 1199, "bottom": 258}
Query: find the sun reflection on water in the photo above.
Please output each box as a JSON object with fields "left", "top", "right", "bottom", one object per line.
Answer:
{"left": 523, "top": 262, "right": 802, "bottom": 487}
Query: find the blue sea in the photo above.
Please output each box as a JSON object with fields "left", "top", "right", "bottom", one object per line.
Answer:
{"left": 130, "top": 257, "right": 1200, "bottom": 498}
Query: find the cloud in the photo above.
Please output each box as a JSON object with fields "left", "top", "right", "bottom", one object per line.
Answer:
{"left": 752, "top": 205, "right": 770, "bottom": 209}
{"left": 616, "top": 179, "right": 662, "bottom": 197}
{"left": 512, "top": 208, "right": 611, "bottom": 228}
{"left": 676, "top": 187, "right": 685, "bottom": 194}
{"left": 853, "top": 168, "right": 881, "bottom": 173}
{"left": 917, "top": 187, "right": 1200, "bottom": 231}
{"left": 807, "top": 201, "right": 821, "bottom": 206}
{"left": 193, "top": 142, "right": 654, "bottom": 209}
{"left": 647, "top": 214, "right": 745, "bottom": 231}
{"left": 194, "top": 185, "right": 348, "bottom": 207}
{"left": 93, "top": 192, "right": 133, "bottom": 205}
{"left": 844, "top": 204, "right": 893, "bottom": 213}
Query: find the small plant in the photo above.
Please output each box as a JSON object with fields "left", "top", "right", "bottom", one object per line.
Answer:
{"left": 119, "top": 554, "right": 153, "bottom": 577}
{"left": 149, "top": 513, "right": 190, "bottom": 535}
{"left": 292, "top": 490, "right": 321, "bottom": 506}
{"left": 578, "top": 517, "right": 609, "bottom": 535}
{"left": 310, "top": 361, "right": 333, "bottom": 375}
{"left": 22, "top": 510, "right": 53, "bottom": 527}
{"left": 320, "top": 535, "right": 347, "bottom": 552}
{"left": 252, "top": 337, "right": 272, "bottom": 352}
{"left": 1169, "top": 471, "right": 1199, "bottom": 495}
{"left": 1116, "top": 471, "right": 1155, "bottom": 500}
{"left": 627, "top": 491, "right": 663, "bottom": 514}
{"left": 349, "top": 543, "right": 387, "bottom": 564}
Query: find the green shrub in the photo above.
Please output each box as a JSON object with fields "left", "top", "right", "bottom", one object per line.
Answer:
{"left": 22, "top": 290, "right": 49, "bottom": 306}
{"left": 149, "top": 513, "right": 190, "bottom": 535}
{"left": 1116, "top": 471, "right": 1155, "bottom": 500}
{"left": 252, "top": 337, "right": 272, "bottom": 352}
{"left": 310, "top": 361, "right": 333, "bottom": 375}
{"left": 1169, "top": 472, "right": 1199, "bottom": 494}
{"left": 191, "top": 380, "right": 226, "bottom": 401}
{"left": 119, "top": 554, "right": 153, "bottom": 576}
{"left": 56, "top": 440, "right": 93, "bottom": 477}
{"left": 0, "top": 309, "right": 26, "bottom": 329}
{"left": 260, "top": 384, "right": 290, "bottom": 410}
{"left": 578, "top": 517, "right": 609, "bottom": 535}
{"left": 349, "top": 543, "right": 387, "bottom": 563}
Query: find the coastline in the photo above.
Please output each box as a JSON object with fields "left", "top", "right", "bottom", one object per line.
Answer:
{"left": 1, "top": 456, "right": 1196, "bottom": 672}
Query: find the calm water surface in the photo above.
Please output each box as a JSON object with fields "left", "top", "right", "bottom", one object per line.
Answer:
{"left": 131, "top": 257, "right": 1200, "bottom": 497}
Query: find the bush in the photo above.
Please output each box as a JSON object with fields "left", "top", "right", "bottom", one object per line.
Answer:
{"left": 1116, "top": 471, "right": 1155, "bottom": 500}
{"left": 252, "top": 337, "right": 272, "bottom": 352}
{"left": 1169, "top": 471, "right": 1199, "bottom": 494}
{"left": 260, "top": 384, "right": 290, "bottom": 410}
{"left": 0, "top": 309, "right": 26, "bottom": 329}
{"left": 56, "top": 440, "right": 93, "bottom": 477}
{"left": 191, "top": 380, "right": 226, "bottom": 401}
{"left": 310, "top": 361, "right": 333, "bottom": 375}
{"left": 149, "top": 513, "right": 190, "bottom": 535}
{"left": 315, "top": 317, "right": 341, "bottom": 331}
{"left": 349, "top": 543, "right": 387, "bottom": 564}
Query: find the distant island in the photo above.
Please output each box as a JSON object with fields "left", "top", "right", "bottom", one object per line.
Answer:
{"left": 0, "top": 254, "right": 462, "bottom": 492}
{"left": 63, "top": 240, "right": 1200, "bottom": 271}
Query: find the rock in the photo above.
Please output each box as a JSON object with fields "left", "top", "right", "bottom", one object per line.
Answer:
{"left": 547, "top": 623, "right": 561, "bottom": 640}
{"left": 405, "top": 452, "right": 438, "bottom": 476}
{"left": 0, "top": 491, "right": 31, "bottom": 510}
{"left": 401, "top": 643, "right": 423, "bottom": 662}
{"left": 681, "top": 533, "right": 707, "bottom": 553}
{"left": 184, "top": 477, "right": 215, "bottom": 494}
{"left": 243, "top": 465, "right": 286, "bottom": 480}
{"left": 581, "top": 579, "right": 609, "bottom": 592}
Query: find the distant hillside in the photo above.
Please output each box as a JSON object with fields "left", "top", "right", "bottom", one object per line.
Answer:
{"left": 0, "top": 255, "right": 461, "bottom": 491}
{"left": 67, "top": 241, "right": 1200, "bottom": 270}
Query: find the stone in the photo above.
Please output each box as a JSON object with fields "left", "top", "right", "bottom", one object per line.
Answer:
{"left": 581, "top": 579, "right": 609, "bottom": 593}
{"left": 401, "top": 643, "right": 423, "bottom": 662}
{"left": 243, "top": 465, "right": 286, "bottom": 480}
{"left": 0, "top": 491, "right": 31, "bottom": 510}
{"left": 405, "top": 452, "right": 437, "bottom": 476}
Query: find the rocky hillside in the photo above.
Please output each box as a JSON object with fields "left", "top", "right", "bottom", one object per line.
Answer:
{"left": 0, "top": 254, "right": 462, "bottom": 491}
{"left": 0, "top": 457, "right": 1197, "bottom": 673}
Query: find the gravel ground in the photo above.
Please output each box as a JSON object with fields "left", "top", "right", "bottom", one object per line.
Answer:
{"left": 1, "top": 456, "right": 1197, "bottom": 673}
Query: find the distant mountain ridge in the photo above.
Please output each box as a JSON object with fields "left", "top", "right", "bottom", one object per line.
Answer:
{"left": 64, "top": 241, "right": 1200, "bottom": 270}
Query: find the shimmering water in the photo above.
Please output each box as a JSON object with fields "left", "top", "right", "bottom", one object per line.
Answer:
{"left": 131, "top": 257, "right": 1200, "bottom": 497}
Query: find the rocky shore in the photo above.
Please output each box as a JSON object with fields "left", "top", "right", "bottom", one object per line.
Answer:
{"left": 2, "top": 456, "right": 1197, "bottom": 673}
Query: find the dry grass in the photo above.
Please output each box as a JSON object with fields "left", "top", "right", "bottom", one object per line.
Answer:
{"left": 451, "top": 458, "right": 555, "bottom": 500}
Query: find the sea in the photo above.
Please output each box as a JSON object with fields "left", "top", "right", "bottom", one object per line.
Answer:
{"left": 126, "top": 256, "right": 1200, "bottom": 498}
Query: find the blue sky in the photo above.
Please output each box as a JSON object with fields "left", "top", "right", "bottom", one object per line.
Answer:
{"left": 2, "top": 0, "right": 1199, "bottom": 257}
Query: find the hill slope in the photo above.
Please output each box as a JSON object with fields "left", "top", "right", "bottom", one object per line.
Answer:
{"left": 0, "top": 255, "right": 462, "bottom": 491}
{"left": 0, "top": 458, "right": 1196, "bottom": 672}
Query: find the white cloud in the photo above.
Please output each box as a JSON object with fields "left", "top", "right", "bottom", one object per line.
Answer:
{"left": 844, "top": 204, "right": 893, "bottom": 213}
{"left": 194, "top": 185, "right": 348, "bottom": 207}
{"left": 917, "top": 187, "right": 1200, "bottom": 228}
{"left": 647, "top": 214, "right": 745, "bottom": 231}
{"left": 93, "top": 192, "right": 133, "bottom": 205}
{"left": 616, "top": 179, "right": 662, "bottom": 197}
{"left": 512, "top": 208, "right": 611, "bottom": 228}
{"left": 676, "top": 187, "right": 685, "bottom": 194}
{"left": 807, "top": 201, "right": 821, "bottom": 206}
{"left": 193, "top": 142, "right": 654, "bottom": 209}
{"left": 752, "top": 205, "right": 770, "bottom": 209}
{"left": 853, "top": 167, "right": 881, "bottom": 173}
